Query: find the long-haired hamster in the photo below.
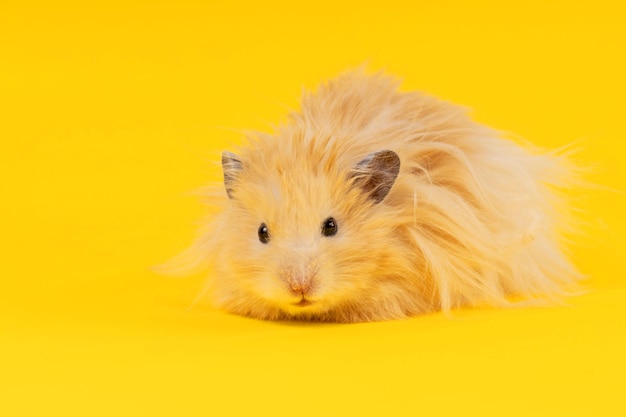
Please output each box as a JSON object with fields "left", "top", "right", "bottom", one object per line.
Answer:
{"left": 164, "top": 70, "right": 582, "bottom": 322}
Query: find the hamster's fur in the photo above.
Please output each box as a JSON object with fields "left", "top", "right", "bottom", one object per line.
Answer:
{"left": 166, "top": 70, "right": 582, "bottom": 322}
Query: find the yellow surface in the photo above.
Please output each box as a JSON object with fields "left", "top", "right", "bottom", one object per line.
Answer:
{"left": 2, "top": 1, "right": 625, "bottom": 416}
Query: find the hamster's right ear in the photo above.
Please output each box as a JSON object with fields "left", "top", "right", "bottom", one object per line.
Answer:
{"left": 222, "top": 151, "right": 242, "bottom": 199}
{"left": 349, "top": 150, "right": 400, "bottom": 204}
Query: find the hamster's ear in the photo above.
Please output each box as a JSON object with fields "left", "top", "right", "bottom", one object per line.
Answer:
{"left": 222, "top": 151, "right": 242, "bottom": 199}
{"left": 349, "top": 150, "right": 400, "bottom": 204}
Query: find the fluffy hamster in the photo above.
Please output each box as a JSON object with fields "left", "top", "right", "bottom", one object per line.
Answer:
{"left": 166, "top": 70, "right": 582, "bottom": 322}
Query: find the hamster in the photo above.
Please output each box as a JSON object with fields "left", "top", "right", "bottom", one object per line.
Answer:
{"left": 165, "top": 70, "right": 582, "bottom": 322}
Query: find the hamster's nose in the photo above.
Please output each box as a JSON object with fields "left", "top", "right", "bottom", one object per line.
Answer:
{"left": 288, "top": 278, "right": 311, "bottom": 295}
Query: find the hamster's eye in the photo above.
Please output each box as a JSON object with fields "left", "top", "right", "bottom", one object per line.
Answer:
{"left": 258, "top": 223, "right": 270, "bottom": 244}
{"left": 321, "top": 217, "right": 338, "bottom": 237}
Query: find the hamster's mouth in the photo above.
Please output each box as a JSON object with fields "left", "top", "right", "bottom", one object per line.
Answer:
{"left": 294, "top": 298, "right": 313, "bottom": 307}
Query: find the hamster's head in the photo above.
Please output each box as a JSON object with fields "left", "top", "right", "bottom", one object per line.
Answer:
{"left": 211, "top": 146, "right": 423, "bottom": 322}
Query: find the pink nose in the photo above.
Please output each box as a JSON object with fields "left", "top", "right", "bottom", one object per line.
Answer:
{"left": 288, "top": 277, "right": 311, "bottom": 295}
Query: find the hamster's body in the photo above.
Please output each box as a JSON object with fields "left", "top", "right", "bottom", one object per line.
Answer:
{"left": 170, "top": 71, "right": 581, "bottom": 322}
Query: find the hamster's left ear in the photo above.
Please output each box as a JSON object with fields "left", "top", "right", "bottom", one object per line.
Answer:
{"left": 349, "top": 150, "right": 400, "bottom": 204}
{"left": 222, "top": 151, "right": 242, "bottom": 199}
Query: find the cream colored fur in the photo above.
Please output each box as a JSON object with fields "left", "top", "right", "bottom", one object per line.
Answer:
{"left": 164, "top": 70, "right": 582, "bottom": 322}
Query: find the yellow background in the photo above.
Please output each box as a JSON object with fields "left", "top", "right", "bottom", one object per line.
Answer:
{"left": 2, "top": 1, "right": 625, "bottom": 415}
